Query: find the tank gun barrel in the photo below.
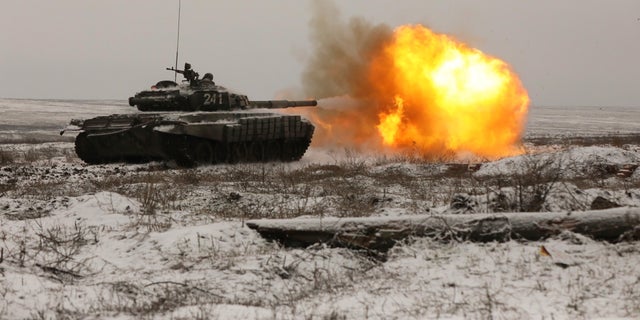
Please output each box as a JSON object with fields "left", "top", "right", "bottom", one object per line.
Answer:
{"left": 249, "top": 100, "right": 317, "bottom": 109}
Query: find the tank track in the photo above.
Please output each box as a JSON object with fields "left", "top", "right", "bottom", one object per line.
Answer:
{"left": 75, "top": 131, "right": 312, "bottom": 166}
{"left": 75, "top": 132, "right": 159, "bottom": 164}
{"left": 75, "top": 132, "right": 103, "bottom": 164}
{"left": 174, "top": 135, "right": 312, "bottom": 167}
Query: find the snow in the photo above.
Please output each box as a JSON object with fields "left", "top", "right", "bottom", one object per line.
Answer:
{"left": 525, "top": 105, "right": 640, "bottom": 138}
{"left": 1, "top": 99, "right": 640, "bottom": 319}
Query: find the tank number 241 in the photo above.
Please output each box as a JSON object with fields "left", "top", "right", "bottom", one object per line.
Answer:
{"left": 203, "top": 93, "right": 223, "bottom": 105}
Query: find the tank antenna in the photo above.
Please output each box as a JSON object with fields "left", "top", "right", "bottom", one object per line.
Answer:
{"left": 173, "top": 0, "right": 182, "bottom": 82}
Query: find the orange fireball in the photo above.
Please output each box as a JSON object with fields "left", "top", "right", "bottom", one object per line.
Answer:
{"left": 299, "top": 21, "right": 530, "bottom": 160}
{"left": 371, "top": 25, "right": 529, "bottom": 158}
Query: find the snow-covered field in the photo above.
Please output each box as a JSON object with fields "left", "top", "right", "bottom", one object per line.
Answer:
{"left": 1, "top": 99, "right": 640, "bottom": 319}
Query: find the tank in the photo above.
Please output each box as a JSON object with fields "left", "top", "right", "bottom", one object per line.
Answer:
{"left": 61, "top": 63, "right": 317, "bottom": 167}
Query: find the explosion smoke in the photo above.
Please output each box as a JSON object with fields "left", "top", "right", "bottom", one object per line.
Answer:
{"left": 298, "top": 0, "right": 530, "bottom": 159}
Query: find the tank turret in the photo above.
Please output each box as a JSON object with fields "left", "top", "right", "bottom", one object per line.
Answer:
{"left": 128, "top": 63, "right": 317, "bottom": 112}
{"left": 63, "top": 63, "right": 317, "bottom": 167}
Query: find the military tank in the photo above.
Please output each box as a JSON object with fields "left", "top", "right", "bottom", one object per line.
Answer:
{"left": 61, "top": 63, "right": 317, "bottom": 166}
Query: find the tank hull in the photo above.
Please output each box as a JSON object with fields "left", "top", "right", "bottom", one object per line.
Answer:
{"left": 64, "top": 63, "right": 318, "bottom": 166}
{"left": 70, "top": 112, "right": 314, "bottom": 166}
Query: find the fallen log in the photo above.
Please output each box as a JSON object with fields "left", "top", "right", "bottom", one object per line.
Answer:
{"left": 246, "top": 207, "right": 640, "bottom": 251}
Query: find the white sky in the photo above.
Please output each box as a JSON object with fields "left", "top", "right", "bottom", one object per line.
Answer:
{"left": 1, "top": 0, "right": 639, "bottom": 107}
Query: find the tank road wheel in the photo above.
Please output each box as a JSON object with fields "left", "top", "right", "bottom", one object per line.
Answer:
{"left": 211, "top": 142, "right": 227, "bottom": 164}
{"left": 227, "top": 142, "right": 241, "bottom": 164}
{"left": 242, "top": 142, "right": 258, "bottom": 162}
{"left": 192, "top": 140, "right": 214, "bottom": 165}
{"left": 280, "top": 140, "right": 297, "bottom": 162}
{"left": 252, "top": 141, "right": 267, "bottom": 162}
{"left": 262, "top": 140, "right": 281, "bottom": 162}
{"left": 234, "top": 142, "right": 248, "bottom": 162}
{"left": 280, "top": 138, "right": 311, "bottom": 162}
{"left": 271, "top": 140, "right": 284, "bottom": 161}
{"left": 158, "top": 134, "right": 195, "bottom": 167}
{"left": 262, "top": 139, "right": 281, "bottom": 161}
{"left": 292, "top": 138, "right": 312, "bottom": 161}
{"left": 75, "top": 132, "right": 104, "bottom": 164}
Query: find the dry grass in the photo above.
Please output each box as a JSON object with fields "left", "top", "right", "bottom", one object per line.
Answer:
{"left": 4, "top": 141, "right": 635, "bottom": 220}
{"left": 525, "top": 133, "right": 640, "bottom": 147}
{"left": 0, "top": 148, "right": 15, "bottom": 165}
{"left": 0, "top": 134, "right": 75, "bottom": 145}
{"left": 0, "top": 145, "right": 75, "bottom": 165}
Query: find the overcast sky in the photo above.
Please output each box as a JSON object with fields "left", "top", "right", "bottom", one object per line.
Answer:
{"left": 1, "top": 0, "right": 639, "bottom": 107}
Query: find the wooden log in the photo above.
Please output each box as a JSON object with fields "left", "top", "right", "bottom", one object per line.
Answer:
{"left": 246, "top": 207, "right": 640, "bottom": 251}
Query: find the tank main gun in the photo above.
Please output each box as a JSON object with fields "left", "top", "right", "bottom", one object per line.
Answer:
{"left": 248, "top": 100, "right": 318, "bottom": 109}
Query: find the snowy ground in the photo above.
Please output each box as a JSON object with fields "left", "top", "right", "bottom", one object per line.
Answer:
{"left": 1, "top": 99, "right": 640, "bottom": 319}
